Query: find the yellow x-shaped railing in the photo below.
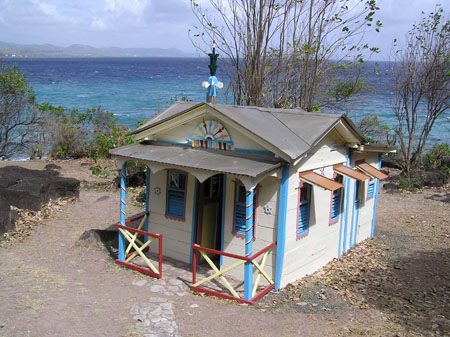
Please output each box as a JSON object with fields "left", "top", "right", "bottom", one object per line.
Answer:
{"left": 116, "top": 213, "right": 163, "bottom": 279}
{"left": 191, "top": 242, "right": 276, "bottom": 303}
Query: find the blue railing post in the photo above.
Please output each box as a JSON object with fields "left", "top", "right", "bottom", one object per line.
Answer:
{"left": 244, "top": 188, "right": 254, "bottom": 301}
{"left": 275, "top": 164, "right": 290, "bottom": 291}
{"left": 118, "top": 162, "right": 127, "bottom": 262}
{"left": 144, "top": 166, "right": 151, "bottom": 243}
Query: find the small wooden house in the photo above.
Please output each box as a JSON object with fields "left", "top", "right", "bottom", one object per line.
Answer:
{"left": 110, "top": 48, "right": 394, "bottom": 304}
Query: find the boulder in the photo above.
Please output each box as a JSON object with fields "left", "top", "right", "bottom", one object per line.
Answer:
{"left": 0, "top": 166, "right": 80, "bottom": 235}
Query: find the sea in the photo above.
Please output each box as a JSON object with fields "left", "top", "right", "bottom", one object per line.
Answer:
{"left": 3, "top": 57, "right": 449, "bottom": 145}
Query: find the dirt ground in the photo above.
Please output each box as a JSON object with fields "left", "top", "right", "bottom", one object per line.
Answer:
{"left": 0, "top": 159, "right": 448, "bottom": 337}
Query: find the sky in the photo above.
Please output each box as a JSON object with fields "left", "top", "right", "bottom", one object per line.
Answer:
{"left": 0, "top": 0, "right": 447, "bottom": 60}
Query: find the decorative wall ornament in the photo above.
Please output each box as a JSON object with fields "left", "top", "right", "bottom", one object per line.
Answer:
{"left": 320, "top": 167, "right": 325, "bottom": 176}
{"left": 188, "top": 119, "right": 233, "bottom": 150}
{"left": 154, "top": 186, "right": 161, "bottom": 196}
{"left": 263, "top": 205, "right": 273, "bottom": 215}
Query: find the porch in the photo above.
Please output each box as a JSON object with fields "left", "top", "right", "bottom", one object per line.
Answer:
{"left": 110, "top": 142, "right": 289, "bottom": 303}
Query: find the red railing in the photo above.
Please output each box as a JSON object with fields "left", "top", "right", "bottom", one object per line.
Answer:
{"left": 191, "top": 241, "right": 276, "bottom": 304}
{"left": 115, "top": 213, "right": 162, "bottom": 279}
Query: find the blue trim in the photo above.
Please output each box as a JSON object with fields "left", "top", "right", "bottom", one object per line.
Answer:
{"left": 166, "top": 170, "right": 187, "bottom": 219}
{"left": 189, "top": 178, "right": 198, "bottom": 264}
{"left": 340, "top": 176, "right": 347, "bottom": 254}
{"left": 370, "top": 155, "right": 382, "bottom": 238}
{"left": 354, "top": 198, "right": 360, "bottom": 246}
{"left": 233, "top": 183, "right": 246, "bottom": 233}
{"left": 275, "top": 164, "right": 289, "bottom": 291}
{"left": 144, "top": 166, "right": 150, "bottom": 243}
{"left": 244, "top": 189, "right": 254, "bottom": 301}
{"left": 343, "top": 150, "right": 352, "bottom": 253}
{"left": 234, "top": 148, "right": 274, "bottom": 156}
{"left": 220, "top": 173, "right": 227, "bottom": 266}
{"left": 350, "top": 180, "right": 357, "bottom": 248}
{"left": 118, "top": 162, "right": 127, "bottom": 262}
{"left": 156, "top": 139, "right": 189, "bottom": 146}
{"left": 187, "top": 137, "right": 233, "bottom": 145}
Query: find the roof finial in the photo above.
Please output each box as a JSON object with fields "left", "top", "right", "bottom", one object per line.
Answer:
{"left": 202, "top": 40, "right": 223, "bottom": 104}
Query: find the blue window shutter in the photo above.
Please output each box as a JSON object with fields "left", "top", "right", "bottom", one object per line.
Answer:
{"left": 234, "top": 183, "right": 246, "bottom": 234}
{"left": 331, "top": 191, "right": 341, "bottom": 221}
{"left": 367, "top": 180, "right": 375, "bottom": 199}
{"left": 166, "top": 171, "right": 186, "bottom": 219}
{"left": 298, "top": 202, "right": 310, "bottom": 236}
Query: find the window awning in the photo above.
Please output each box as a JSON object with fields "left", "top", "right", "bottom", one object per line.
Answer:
{"left": 333, "top": 163, "right": 370, "bottom": 181}
{"left": 299, "top": 171, "right": 343, "bottom": 191}
{"left": 355, "top": 160, "right": 388, "bottom": 180}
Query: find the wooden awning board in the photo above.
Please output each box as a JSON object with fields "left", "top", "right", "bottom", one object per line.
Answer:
{"left": 333, "top": 164, "right": 370, "bottom": 181}
{"left": 355, "top": 160, "right": 388, "bottom": 180}
{"left": 299, "top": 171, "right": 343, "bottom": 191}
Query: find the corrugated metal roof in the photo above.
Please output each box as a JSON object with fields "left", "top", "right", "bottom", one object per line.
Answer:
{"left": 132, "top": 102, "right": 365, "bottom": 160}
{"left": 110, "top": 143, "right": 282, "bottom": 178}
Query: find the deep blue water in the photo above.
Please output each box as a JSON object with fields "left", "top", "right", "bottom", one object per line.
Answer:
{"left": 3, "top": 57, "right": 449, "bottom": 144}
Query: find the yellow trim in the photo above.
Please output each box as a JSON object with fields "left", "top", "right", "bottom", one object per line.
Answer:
{"left": 125, "top": 215, "right": 147, "bottom": 255}
{"left": 119, "top": 228, "right": 159, "bottom": 274}
{"left": 194, "top": 250, "right": 242, "bottom": 298}
{"left": 252, "top": 250, "right": 273, "bottom": 297}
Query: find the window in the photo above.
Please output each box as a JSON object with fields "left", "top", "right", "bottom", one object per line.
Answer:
{"left": 367, "top": 177, "right": 375, "bottom": 199}
{"left": 297, "top": 182, "right": 311, "bottom": 239}
{"left": 166, "top": 170, "right": 187, "bottom": 220}
{"left": 329, "top": 175, "right": 343, "bottom": 225}
{"left": 233, "top": 183, "right": 258, "bottom": 237}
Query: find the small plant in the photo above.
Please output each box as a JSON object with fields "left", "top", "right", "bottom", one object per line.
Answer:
{"left": 398, "top": 175, "right": 422, "bottom": 192}
{"left": 91, "top": 164, "right": 110, "bottom": 178}
{"left": 423, "top": 143, "right": 450, "bottom": 175}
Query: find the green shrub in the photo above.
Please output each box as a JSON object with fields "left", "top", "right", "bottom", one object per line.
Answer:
{"left": 39, "top": 104, "right": 133, "bottom": 160}
{"left": 423, "top": 143, "right": 450, "bottom": 175}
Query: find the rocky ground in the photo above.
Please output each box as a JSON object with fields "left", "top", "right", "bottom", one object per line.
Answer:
{"left": 0, "top": 159, "right": 448, "bottom": 337}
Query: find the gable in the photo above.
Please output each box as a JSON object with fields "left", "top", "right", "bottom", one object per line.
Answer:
{"left": 133, "top": 102, "right": 366, "bottom": 162}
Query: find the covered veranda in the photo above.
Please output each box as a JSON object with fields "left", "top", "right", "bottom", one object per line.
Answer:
{"left": 110, "top": 142, "right": 289, "bottom": 303}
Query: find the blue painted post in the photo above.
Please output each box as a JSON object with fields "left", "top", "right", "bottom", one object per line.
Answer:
{"left": 244, "top": 188, "right": 254, "bottom": 301}
{"left": 275, "top": 164, "right": 290, "bottom": 291}
{"left": 370, "top": 155, "right": 382, "bottom": 238}
{"left": 343, "top": 150, "right": 352, "bottom": 252}
{"left": 144, "top": 166, "right": 150, "bottom": 242}
{"left": 350, "top": 180, "right": 357, "bottom": 248}
{"left": 189, "top": 178, "right": 198, "bottom": 265}
{"left": 220, "top": 174, "right": 227, "bottom": 266}
{"left": 118, "top": 162, "right": 127, "bottom": 262}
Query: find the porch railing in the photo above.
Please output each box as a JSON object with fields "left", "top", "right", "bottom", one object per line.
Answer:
{"left": 115, "top": 212, "right": 163, "bottom": 279}
{"left": 191, "top": 241, "right": 276, "bottom": 304}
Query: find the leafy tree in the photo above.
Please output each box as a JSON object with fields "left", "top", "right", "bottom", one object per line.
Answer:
{"left": 190, "top": 0, "right": 381, "bottom": 110}
{"left": 356, "top": 114, "right": 395, "bottom": 145}
{"left": 0, "top": 62, "right": 40, "bottom": 159}
{"left": 391, "top": 6, "right": 450, "bottom": 175}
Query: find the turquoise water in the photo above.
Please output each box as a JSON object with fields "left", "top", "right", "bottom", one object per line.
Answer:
{"left": 4, "top": 57, "right": 449, "bottom": 144}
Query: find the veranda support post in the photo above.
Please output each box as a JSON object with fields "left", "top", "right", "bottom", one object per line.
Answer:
{"left": 144, "top": 166, "right": 150, "bottom": 242}
{"left": 118, "top": 162, "right": 127, "bottom": 262}
{"left": 244, "top": 189, "right": 254, "bottom": 301}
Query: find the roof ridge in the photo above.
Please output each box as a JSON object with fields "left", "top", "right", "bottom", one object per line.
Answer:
{"left": 269, "top": 111, "right": 312, "bottom": 146}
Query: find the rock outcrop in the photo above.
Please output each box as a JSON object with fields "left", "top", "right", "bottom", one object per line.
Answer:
{"left": 0, "top": 166, "right": 80, "bottom": 235}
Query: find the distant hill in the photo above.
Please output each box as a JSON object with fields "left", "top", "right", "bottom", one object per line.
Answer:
{"left": 0, "top": 41, "right": 196, "bottom": 58}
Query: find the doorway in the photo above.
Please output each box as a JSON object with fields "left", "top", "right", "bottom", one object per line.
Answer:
{"left": 194, "top": 174, "right": 224, "bottom": 266}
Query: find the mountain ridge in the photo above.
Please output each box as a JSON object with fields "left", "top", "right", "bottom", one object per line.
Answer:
{"left": 0, "top": 41, "right": 197, "bottom": 58}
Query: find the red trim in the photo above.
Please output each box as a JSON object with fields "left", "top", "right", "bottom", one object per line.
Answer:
{"left": 232, "top": 181, "right": 259, "bottom": 239}
{"left": 329, "top": 174, "right": 342, "bottom": 226}
{"left": 116, "top": 222, "right": 163, "bottom": 279}
{"left": 165, "top": 169, "right": 189, "bottom": 222}
{"left": 296, "top": 181, "right": 311, "bottom": 240}
{"left": 115, "top": 260, "right": 162, "bottom": 279}
{"left": 191, "top": 242, "right": 277, "bottom": 304}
